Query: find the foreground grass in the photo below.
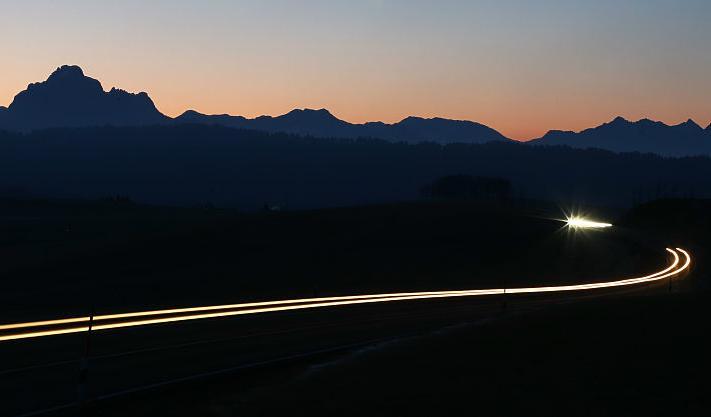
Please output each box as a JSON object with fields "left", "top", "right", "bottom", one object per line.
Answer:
{"left": 37, "top": 197, "right": 711, "bottom": 417}
{"left": 80, "top": 288, "right": 710, "bottom": 417}
{"left": 0, "top": 199, "right": 651, "bottom": 322}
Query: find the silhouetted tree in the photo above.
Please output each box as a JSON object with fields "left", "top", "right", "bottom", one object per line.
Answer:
{"left": 0, "top": 125, "right": 710, "bottom": 209}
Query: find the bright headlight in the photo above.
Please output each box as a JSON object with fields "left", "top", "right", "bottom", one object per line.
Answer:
{"left": 566, "top": 216, "right": 613, "bottom": 229}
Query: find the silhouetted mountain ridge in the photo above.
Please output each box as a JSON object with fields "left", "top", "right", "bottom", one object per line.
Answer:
{"left": 175, "top": 109, "right": 509, "bottom": 144}
{"left": 2, "top": 65, "right": 711, "bottom": 154}
{"left": 1, "top": 65, "right": 168, "bottom": 131}
{"left": 0, "top": 65, "right": 509, "bottom": 144}
{"left": 2, "top": 125, "right": 710, "bottom": 209}
{"left": 532, "top": 116, "right": 711, "bottom": 156}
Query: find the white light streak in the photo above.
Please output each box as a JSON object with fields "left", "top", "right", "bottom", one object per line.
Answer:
{"left": 566, "top": 216, "right": 613, "bottom": 229}
{"left": 0, "top": 248, "right": 690, "bottom": 342}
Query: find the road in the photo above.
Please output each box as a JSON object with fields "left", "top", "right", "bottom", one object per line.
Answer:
{"left": 0, "top": 247, "right": 691, "bottom": 416}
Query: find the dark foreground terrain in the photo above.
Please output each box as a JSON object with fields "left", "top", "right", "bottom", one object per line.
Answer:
{"left": 0, "top": 198, "right": 650, "bottom": 322}
{"left": 0, "top": 198, "right": 703, "bottom": 416}
{"left": 81, "top": 290, "right": 709, "bottom": 417}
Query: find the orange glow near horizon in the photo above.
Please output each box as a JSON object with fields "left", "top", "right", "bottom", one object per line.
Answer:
{"left": 3, "top": 2, "right": 711, "bottom": 141}
{"left": 2, "top": 65, "right": 710, "bottom": 141}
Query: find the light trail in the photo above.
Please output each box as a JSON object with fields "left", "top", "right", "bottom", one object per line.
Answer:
{"left": 0, "top": 248, "right": 690, "bottom": 342}
{"left": 566, "top": 216, "right": 613, "bottom": 229}
{"left": 0, "top": 290, "right": 506, "bottom": 331}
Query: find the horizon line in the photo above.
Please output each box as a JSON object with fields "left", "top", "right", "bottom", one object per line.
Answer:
{"left": 2, "top": 65, "right": 710, "bottom": 142}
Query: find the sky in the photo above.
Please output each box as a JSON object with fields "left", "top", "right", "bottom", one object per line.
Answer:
{"left": 1, "top": 0, "right": 710, "bottom": 140}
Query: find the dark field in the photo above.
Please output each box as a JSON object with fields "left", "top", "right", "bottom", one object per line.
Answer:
{"left": 1, "top": 198, "right": 703, "bottom": 417}
{"left": 0, "top": 199, "right": 657, "bottom": 322}
{"left": 103, "top": 290, "right": 707, "bottom": 417}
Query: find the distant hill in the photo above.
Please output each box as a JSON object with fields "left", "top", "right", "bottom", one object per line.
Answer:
{"left": 1, "top": 65, "right": 169, "bottom": 131}
{"left": 176, "top": 108, "right": 510, "bottom": 144}
{"left": 1, "top": 125, "right": 710, "bottom": 209}
{"left": 531, "top": 116, "right": 711, "bottom": 157}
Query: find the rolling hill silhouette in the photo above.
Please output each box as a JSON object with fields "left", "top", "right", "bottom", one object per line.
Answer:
{"left": 532, "top": 116, "right": 711, "bottom": 156}
{"left": 1, "top": 124, "right": 710, "bottom": 209}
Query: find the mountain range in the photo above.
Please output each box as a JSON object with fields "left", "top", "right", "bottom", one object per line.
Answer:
{"left": 531, "top": 116, "right": 711, "bottom": 157}
{"left": 175, "top": 108, "right": 508, "bottom": 144}
{"left": 0, "top": 65, "right": 507, "bottom": 145}
{"left": 0, "top": 66, "right": 168, "bottom": 131}
{"left": 1, "top": 65, "right": 710, "bottom": 155}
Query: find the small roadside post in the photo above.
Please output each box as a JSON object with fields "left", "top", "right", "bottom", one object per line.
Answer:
{"left": 78, "top": 307, "right": 94, "bottom": 410}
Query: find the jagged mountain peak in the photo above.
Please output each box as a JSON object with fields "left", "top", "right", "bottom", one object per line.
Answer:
{"left": 399, "top": 116, "right": 425, "bottom": 123}
{"left": 2, "top": 64, "right": 167, "bottom": 131}
{"left": 282, "top": 108, "right": 340, "bottom": 121}
{"left": 637, "top": 118, "right": 665, "bottom": 126}
{"left": 541, "top": 129, "right": 575, "bottom": 138}
{"left": 397, "top": 115, "right": 484, "bottom": 127}
{"left": 609, "top": 116, "right": 630, "bottom": 125}
{"left": 47, "top": 65, "right": 85, "bottom": 80}
{"left": 291, "top": 108, "right": 332, "bottom": 115}
{"left": 20, "top": 65, "right": 102, "bottom": 98}
{"left": 534, "top": 115, "right": 711, "bottom": 156}
{"left": 675, "top": 118, "right": 703, "bottom": 130}
{"left": 0, "top": 65, "right": 508, "bottom": 143}
{"left": 173, "top": 108, "right": 508, "bottom": 144}
{"left": 399, "top": 116, "right": 464, "bottom": 124}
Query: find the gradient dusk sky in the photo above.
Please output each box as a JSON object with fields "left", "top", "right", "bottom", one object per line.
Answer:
{"left": 2, "top": 0, "right": 710, "bottom": 140}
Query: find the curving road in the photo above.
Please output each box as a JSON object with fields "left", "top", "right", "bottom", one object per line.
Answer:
{"left": 0, "top": 246, "right": 693, "bottom": 417}
{"left": 0, "top": 247, "right": 691, "bottom": 343}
